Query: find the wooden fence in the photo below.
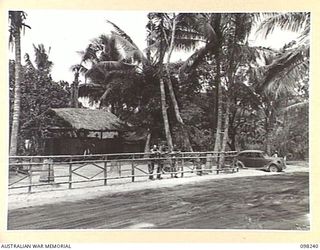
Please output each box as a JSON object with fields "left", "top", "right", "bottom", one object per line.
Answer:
{"left": 9, "top": 151, "right": 238, "bottom": 193}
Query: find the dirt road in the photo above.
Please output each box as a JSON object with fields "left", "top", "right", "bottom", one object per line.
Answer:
{"left": 8, "top": 172, "right": 309, "bottom": 230}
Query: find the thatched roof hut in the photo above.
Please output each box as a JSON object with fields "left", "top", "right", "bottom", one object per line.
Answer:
{"left": 23, "top": 108, "right": 146, "bottom": 155}
{"left": 47, "top": 108, "right": 127, "bottom": 131}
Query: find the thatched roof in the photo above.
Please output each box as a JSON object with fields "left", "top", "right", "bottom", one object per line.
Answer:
{"left": 48, "top": 108, "right": 126, "bottom": 131}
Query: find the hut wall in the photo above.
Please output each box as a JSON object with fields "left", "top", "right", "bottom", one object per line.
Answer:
{"left": 44, "top": 137, "right": 123, "bottom": 155}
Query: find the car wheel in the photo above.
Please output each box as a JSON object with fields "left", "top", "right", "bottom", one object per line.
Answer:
{"left": 269, "top": 164, "right": 279, "bottom": 172}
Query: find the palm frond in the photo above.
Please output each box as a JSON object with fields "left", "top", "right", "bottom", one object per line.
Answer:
{"left": 106, "top": 19, "right": 139, "bottom": 48}
{"left": 266, "top": 59, "right": 309, "bottom": 97}
{"left": 78, "top": 44, "right": 99, "bottom": 64}
{"left": 78, "top": 83, "right": 105, "bottom": 97}
{"left": 24, "top": 53, "right": 36, "bottom": 72}
{"left": 70, "top": 64, "right": 88, "bottom": 74}
{"left": 262, "top": 45, "right": 309, "bottom": 93}
{"left": 111, "top": 33, "right": 147, "bottom": 62}
{"left": 32, "top": 43, "right": 53, "bottom": 70}
{"left": 85, "top": 61, "right": 136, "bottom": 80}
{"left": 256, "top": 12, "right": 310, "bottom": 38}
{"left": 179, "top": 43, "right": 213, "bottom": 73}
{"left": 174, "top": 37, "right": 205, "bottom": 52}
{"left": 284, "top": 100, "right": 308, "bottom": 112}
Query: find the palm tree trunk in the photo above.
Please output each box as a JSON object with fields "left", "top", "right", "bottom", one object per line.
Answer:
{"left": 213, "top": 14, "right": 222, "bottom": 154}
{"left": 164, "top": 15, "right": 193, "bottom": 151}
{"left": 159, "top": 77, "right": 173, "bottom": 150}
{"left": 143, "top": 131, "right": 152, "bottom": 158}
{"left": 213, "top": 66, "right": 222, "bottom": 153}
{"left": 220, "top": 100, "right": 231, "bottom": 167}
{"left": 99, "top": 87, "right": 112, "bottom": 109}
{"left": 265, "top": 117, "right": 271, "bottom": 155}
{"left": 9, "top": 29, "right": 21, "bottom": 156}
{"left": 72, "top": 72, "right": 79, "bottom": 108}
{"left": 144, "top": 131, "right": 151, "bottom": 153}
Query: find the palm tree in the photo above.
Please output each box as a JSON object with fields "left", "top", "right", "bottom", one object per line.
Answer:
{"left": 79, "top": 33, "right": 138, "bottom": 103}
{"left": 9, "top": 11, "right": 30, "bottom": 156}
{"left": 33, "top": 44, "right": 53, "bottom": 72}
{"left": 254, "top": 13, "right": 310, "bottom": 155}
{"left": 79, "top": 20, "right": 176, "bottom": 150}
{"left": 169, "top": 13, "right": 225, "bottom": 153}
{"left": 147, "top": 12, "right": 215, "bottom": 151}
{"left": 177, "top": 13, "right": 256, "bottom": 155}
{"left": 70, "top": 64, "right": 83, "bottom": 108}
{"left": 255, "top": 12, "right": 310, "bottom": 93}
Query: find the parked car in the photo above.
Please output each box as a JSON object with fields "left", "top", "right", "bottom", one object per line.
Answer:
{"left": 233, "top": 150, "right": 286, "bottom": 172}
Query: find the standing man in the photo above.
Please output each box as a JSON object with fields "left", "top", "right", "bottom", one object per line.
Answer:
{"left": 170, "top": 144, "right": 180, "bottom": 178}
{"left": 148, "top": 144, "right": 159, "bottom": 180}
{"left": 156, "top": 144, "right": 167, "bottom": 180}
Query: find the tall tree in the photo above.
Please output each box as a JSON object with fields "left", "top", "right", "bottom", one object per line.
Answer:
{"left": 79, "top": 20, "right": 176, "bottom": 150}
{"left": 9, "top": 43, "right": 71, "bottom": 155}
{"left": 147, "top": 12, "right": 212, "bottom": 151}
{"left": 178, "top": 13, "right": 255, "bottom": 153}
{"left": 255, "top": 12, "right": 310, "bottom": 93}
{"left": 8, "top": 11, "right": 30, "bottom": 156}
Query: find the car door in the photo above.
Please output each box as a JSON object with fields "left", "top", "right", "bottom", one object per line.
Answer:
{"left": 238, "top": 152, "right": 254, "bottom": 167}
{"left": 250, "top": 152, "right": 267, "bottom": 168}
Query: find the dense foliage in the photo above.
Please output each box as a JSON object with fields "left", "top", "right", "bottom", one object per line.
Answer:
{"left": 9, "top": 46, "right": 71, "bottom": 155}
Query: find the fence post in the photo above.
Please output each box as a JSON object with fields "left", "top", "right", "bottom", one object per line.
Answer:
{"left": 48, "top": 158, "right": 54, "bottom": 182}
{"left": 181, "top": 153, "right": 184, "bottom": 178}
{"left": 131, "top": 155, "right": 135, "bottom": 182}
{"left": 196, "top": 156, "right": 202, "bottom": 176}
{"left": 69, "top": 160, "right": 72, "bottom": 189}
{"left": 216, "top": 152, "right": 220, "bottom": 174}
{"left": 28, "top": 161, "right": 32, "bottom": 193}
{"left": 118, "top": 161, "right": 121, "bottom": 177}
{"left": 104, "top": 156, "right": 107, "bottom": 186}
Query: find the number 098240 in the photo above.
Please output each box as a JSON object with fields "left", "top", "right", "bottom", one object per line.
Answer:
{"left": 300, "top": 244, "right": 319, "bottom": 248}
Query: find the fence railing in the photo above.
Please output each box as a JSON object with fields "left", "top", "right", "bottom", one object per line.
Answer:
{"left": 9, "top": 151, "right": 238, "bottom": 193}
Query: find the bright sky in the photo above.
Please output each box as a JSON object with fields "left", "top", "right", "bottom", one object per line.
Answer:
{"left": 9, "top": 10, "right": 299, "bottom": 83}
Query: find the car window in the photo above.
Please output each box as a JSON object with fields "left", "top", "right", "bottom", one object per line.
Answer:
{"left": 246, "top": 153, "right": 255, "bottom": 158}
{"left": 241, "top": 153, "right": 250, "bottom": 157}
{"left": 255, "top": 153, "right": 264, "bottom": 158}
{"left": 241, "top": 152, "right": 263, "bottom": 158}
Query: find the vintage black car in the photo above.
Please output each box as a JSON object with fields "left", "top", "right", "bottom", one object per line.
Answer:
{"left": 233, "top": 150, "right": 286, "bottom": 172}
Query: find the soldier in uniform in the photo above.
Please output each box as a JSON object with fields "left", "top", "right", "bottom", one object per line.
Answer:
{"left": 156, "top": 144, "right": 168, "bottom": 179}
{"left": 148, "top": 144, "right": 160, "bottom": 180}
{"left": 170, "top": 144, "right": 180, "bottom": 178}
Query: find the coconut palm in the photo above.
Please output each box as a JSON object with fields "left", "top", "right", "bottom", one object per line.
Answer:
{"left": 33, "top": 44, "right": 53, "bottom": 72}
{"left": 255, "top": 12, "right": 310, "bottom": 94}
{"left": 78, "top": 20, "right": 176, "bottom": 149}
{"left": 146, "top": 12, "right": 218, "bottom": 151}
{"left": 70, "top": 64, "right": 86, "bottom": 108}
{"left": 176, "top": 13, "right": 257, "bottom": 154}
{"left": 9, "top": 11, "right": 30, "bottom": 156}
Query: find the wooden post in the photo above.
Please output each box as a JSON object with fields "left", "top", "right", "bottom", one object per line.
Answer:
{"left": 196, "top": 157, "right": 202, "bottom": 176}
{"left": 39, "top": 158, "right": 54, "bottom": 182}
{"left": 131, "top": 155, "right": 135, "bottom": 182}
{"left": 69, "top": 160, "right": 72, "bottom": 189}
{"left": 118, "top": 161, "right": 121, "bottom": 177}
{"left": 217, "top": 152, "right": 220, "bottom": 174}
{"left": 28, "top": 161, "right": 32, "bottom": 193}
{"left": 48, "top": 158, "right": 54, "bottom": 182}
{"left": 181, "top": 153, "right": 184, "bottom": 178}
{"left": 104, "top": 156, "right": 107, "bottom": 186}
